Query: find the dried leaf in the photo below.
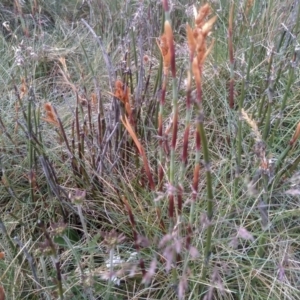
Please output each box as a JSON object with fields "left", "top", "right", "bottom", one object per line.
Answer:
{"left": 121, "top": 115, "right": 142, "bottom": 154}
{"left": 237, "top": 227, "right": 254, "bottom": 241}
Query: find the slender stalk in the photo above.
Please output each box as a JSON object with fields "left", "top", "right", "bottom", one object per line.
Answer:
{"left": 269, "top": 65, "right": 295, "bottom": 139}
{"left": 131, "top": 29, "right": 139, "bottom": 82}
{"left": 256, "top": 51, "right": 274, "bottom": 121}
{"left": 27, "top": 86, "right": 35, "bottom": 202}
{"left": 181, "top": 69, "right": 192, "bottom": 225}
{"left": 262, "top": 87, "right": 274, "bottom": 140}
{"left": 183, "top": 4, "right": 217, "bottom": 295}
{"left": 158, "top": 74, "right": 168, "bottom": 190}
{"left": 169, "top": 78, "right": 178, "bottom": 186}
{"left": 275, "top": 144, "right": 292, "bottom": 174}
{"left": 197, "top": 115, "right": 214, "bottom": 260}
{"left": 164, "top": 17, "right": 178, "bottom": 228}
{"left": 228, "top": 2, "right": 235, "bottom": 109}
{"left": 235, "top": 40, "right": 254, "bottom": 188}
{"left": 197, "top": 108, "right": 214, "bottom": 292}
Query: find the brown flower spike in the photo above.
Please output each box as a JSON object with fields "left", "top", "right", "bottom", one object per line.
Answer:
{"left": 43, "top": 103, "right": 59, "bottom": 127}
{"left": 157, "top": 20, "right": 175, "bottom": 77}
{"left": 114, "top": 80, "right": 132, "bottom": 118}
{"left": 187, "top": 4, "right": 217, "bottom": 87}
{"left": 157, "top": 34, "right": 171, "bottom": 76}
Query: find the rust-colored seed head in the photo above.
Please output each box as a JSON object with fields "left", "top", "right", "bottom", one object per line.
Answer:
{"left": 186, "top": 3, "right": 216, "bottom": 92}
{"left": 159, "top": 35, "right": 169, "bottom": 56}
{"left": 164, "top": 20, "right": 176, "bottom": 77}
{"left": 195, "top": 3, "right": 211, "bottom": 27}
{"left": 114, "top": 80, "right": 130, "bottom": 105}
{"left": 43, "top": 103, "right": 59, "bottom": 127}
{"left": 157, "top": 34, "right": 171, "bottom": 75}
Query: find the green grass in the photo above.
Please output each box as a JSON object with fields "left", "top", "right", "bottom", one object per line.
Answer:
{"left": 0, "top": 0, "right": 300, "bottom": 299}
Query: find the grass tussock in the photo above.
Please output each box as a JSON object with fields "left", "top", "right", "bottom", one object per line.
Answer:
{"left": 0, "top": 0, "right": 300, "bottom": 299}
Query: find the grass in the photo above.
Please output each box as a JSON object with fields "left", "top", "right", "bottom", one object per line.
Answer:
{"left": 0, "top": 0, "right": 300, "bottom": 299}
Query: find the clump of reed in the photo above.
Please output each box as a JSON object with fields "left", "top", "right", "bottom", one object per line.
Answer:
{"left": 1, "top": 0, "right": 300, "bottom": 299}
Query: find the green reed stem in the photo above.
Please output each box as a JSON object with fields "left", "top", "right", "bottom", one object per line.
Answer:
{"left": 197, "top": 109, "right": 214, "bottom": 296}
{"left": 256, "top": 51, "right": 273, "bottom": 121}
{"left": 235, "top": 40, "right": 254, "bottom": 188}
{"left": 181, "top": 70, "right": 192, "bottom": 226}
{"left": 262, "top": 87, "right": 274, "bottom": 141}
{"left": 269, "top": 65, "right": 295, "bottom": 139}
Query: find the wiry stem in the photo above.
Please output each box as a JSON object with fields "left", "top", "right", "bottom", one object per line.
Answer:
{"left": 158, "top": 76, "right": 167, "bottom": 190}
{"left": 228, "top": 2, "right": 235, "bottom": 109}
